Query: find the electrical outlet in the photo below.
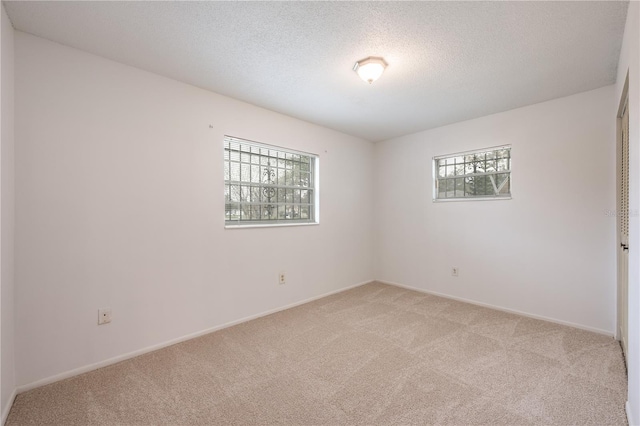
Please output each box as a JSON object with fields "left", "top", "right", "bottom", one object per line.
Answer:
{"left": 279, "top": 272, "right": 286, "bottom": 285}
{"left": 451, "top": 267, "right": 459, "bottom": 277}
{"left": 98, "top": 308, "right": 112, "bottom": 325}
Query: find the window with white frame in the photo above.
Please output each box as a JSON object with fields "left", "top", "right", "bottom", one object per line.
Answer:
{"left": 434, "top": 146, "right": 511, "bottom": 201}
{"left": 224, "top": 136, "right": 318, "bottom": 226}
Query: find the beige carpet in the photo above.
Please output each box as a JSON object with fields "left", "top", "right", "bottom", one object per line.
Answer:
{"left": 7, "top": 282, "right": 627, "bottom": 425}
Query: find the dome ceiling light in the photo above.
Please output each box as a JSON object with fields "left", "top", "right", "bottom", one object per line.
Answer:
{"left": 353, "top": 56, "right": 388, "bottom": 84}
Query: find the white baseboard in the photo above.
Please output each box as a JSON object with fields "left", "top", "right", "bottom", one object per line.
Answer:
{"left": 14, "top": 278, "right": 615, "bottom": 399}
{"left": 2, "top": 388, "right": 17, "bottom": 426}
{"left": 628, "top": 401, "right": 636, "bottom": 426}
{"left": 17, "top": 279, "right": 373, "bottom": 394}
{"left": 378, "top": 280, "right": 613, "bottom": 337}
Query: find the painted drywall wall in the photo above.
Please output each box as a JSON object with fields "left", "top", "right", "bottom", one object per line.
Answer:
{"left": 14, "top": 32, "right": 374, "bottom": 388}
{"left": 1, "top": 4, "right": 16, "bottom": 420}
{"left": 374, "top": 85, "right": 616, "bottom": 334}
{"left": 616, "top": 1, "right": 640, "bottom": 424}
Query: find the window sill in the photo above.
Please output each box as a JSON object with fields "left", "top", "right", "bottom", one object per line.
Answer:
{"left": 433, "top": 196, "right": 512, "bottom": 203}
{"left": 225, "top": 222, "right": 319, "bottom": 229}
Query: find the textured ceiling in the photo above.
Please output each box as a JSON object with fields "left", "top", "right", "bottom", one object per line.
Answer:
{"left": 4, "top": 1, "right": 629, "bottom": 142}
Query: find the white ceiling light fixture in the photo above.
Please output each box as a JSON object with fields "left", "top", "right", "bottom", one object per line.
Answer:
{"left": 353, "top": 56, "right": 388, "bottom": 84}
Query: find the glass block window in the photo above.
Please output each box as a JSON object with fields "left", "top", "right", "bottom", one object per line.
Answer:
{"left": 224, "top": 136, "right": 318, "bottom": 226}
{"left": 434, "top": 146, "right": 511, "bottom": 201}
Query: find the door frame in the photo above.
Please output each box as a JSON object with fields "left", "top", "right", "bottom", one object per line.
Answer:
{"left": 616, "top": 71, "right": 629, "bottom": 356}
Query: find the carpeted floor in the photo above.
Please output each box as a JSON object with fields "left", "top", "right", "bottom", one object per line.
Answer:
{"left": 7, "top": 282, "right": 628, "bottom": 425}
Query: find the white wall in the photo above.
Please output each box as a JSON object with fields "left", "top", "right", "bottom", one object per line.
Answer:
{"left": 14, "top": 32, "right": 374, "bottom": 388}
{"left": 1, "top": 4, "right": 15, "bottom": 422}
{"left": 616, "top": 1, "right": 640, "bottom": 424}
{"left": 374, "top": 86, "right": 616, "bottom": 334}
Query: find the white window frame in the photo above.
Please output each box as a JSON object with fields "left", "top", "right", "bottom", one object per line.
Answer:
{"left": 433, "top": 145, "right": 512, "bottom": 202}
{"left": 224, "top": 136, "right": 319, "bottom": 228}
